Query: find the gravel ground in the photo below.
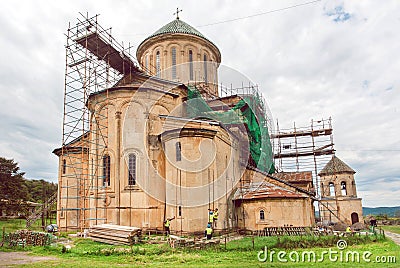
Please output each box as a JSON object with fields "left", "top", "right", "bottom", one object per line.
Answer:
{"left": 385, "top": 231, "right": 400, "bottom": 246}
{"left": 0, "top": 252, "right": 58, "bottom": 267}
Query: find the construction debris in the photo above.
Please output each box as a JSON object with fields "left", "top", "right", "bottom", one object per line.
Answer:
{"left": 3, "top": 230, "right": 53, "bottom": 247}
{"left": 167, "top": 235, "right": 221, "bottom": 249}
{"left": 88, "top": 224, "right": 141, "bottom": 245}
{"left": 253, "top": 227, "right": 309, "bottom": 236}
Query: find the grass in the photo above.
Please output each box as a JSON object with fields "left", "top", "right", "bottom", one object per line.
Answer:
{"left": 1, "top": 219, "right": 399, "bottom": 267}
{"left": 0, "top": 218, "right": 44, "bottom": 237}
{"left": 381, "top": 225, "right": 400, "bottom": 235}
{"left": 0, "top": 233, "right": 397, "bottom": 267}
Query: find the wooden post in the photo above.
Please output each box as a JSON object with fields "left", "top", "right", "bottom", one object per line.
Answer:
{"left": 252, "top": 236, "right": 254, "bottom": 249}
{"left": 42, "top": 180, "right": 45, "bottom": 229}
{"left": 2, "top": 226, "right": 5, "bottom": 245}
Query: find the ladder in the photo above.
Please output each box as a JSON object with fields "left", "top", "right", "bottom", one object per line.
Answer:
{"left": 26, "top": 193, "right": 57, "bottom": 228}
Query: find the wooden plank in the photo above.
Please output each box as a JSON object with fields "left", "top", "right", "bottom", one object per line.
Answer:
{"left": 93, "top": 224, "right": 141, "bottom": 232}
{"left": 89, "top": 233, "right": 131, "bottom": 243}
{"left": 89, "top": 230, "right": 132, "bottom": 239}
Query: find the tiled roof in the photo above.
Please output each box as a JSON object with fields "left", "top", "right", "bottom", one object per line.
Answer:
{"left": 274, "top": 171, "right": 313, "bottom": 182}
{"left": 318, "top": 156, "right": 355, "bottom": 176}
{"left": 141, "top": 19, "right": 214, "bottom": 46}
{"left": 233, "top": 180, "right": 307, "bottom": 200}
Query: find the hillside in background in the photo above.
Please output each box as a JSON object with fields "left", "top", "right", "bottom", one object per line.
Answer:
{"left": 362, "top": 206, "right": 400, "bottom": 217}
{"left": 315, "top": 206, "right": 400, "bottom": 218}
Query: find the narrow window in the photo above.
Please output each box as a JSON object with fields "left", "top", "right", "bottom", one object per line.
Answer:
{"left": 189, "top": 50, "right": 193, "bottom": 80}
{"left": 171, "top": 47, "right": 177, "bottom": 79}
{"left": 178, "top": 206, "right": 182, "bottom": 217}
{"left": 145, "top": 55, "right": 149, "bottom": 74}
{"left": 175, "top": 141, "right": 182, "bottom": 161}
{"left": 156, "top": 51, "right": 160, "bottom": 77}
{"left": 176, "top": 142, "right": 182, "bottom": 161}
{"left": 62, "top": 159, "right": 66, "bottom": 174}
{"left": 203, "top": 54, "right": 208, "bottom": 83}
{"left": 341, "top": 181, "right": 347, "bottom": 196}
{"left": 329, "top": 182, "right": 335, "bottom": 196}
{"left": 321, "top": 183, "right": 324, "bottom": 196}
{"left": 103, "top": 154, "right": 111, "bottom": 187}
{"left": 128, "top": 154, "right": 136, "bottom": 186}
{"left": 260, "top": 210, "right": 265, "bottom": 220}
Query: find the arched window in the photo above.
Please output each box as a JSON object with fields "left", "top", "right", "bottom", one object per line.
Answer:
{"left": 189, "top": 50, "right": 193, "bottom": 80}
{"left": 103, "top": 154, "right": 111, "bottom": 187}
{"left": 203, "top": 54, "right": 208, "bottom": 83}
{"left": 329, "top": 182, "right": 335, "bottom": 196}
{"left": 156, "top": 51, "right": 160, "bottom": 77}
{"left": 176, "top": 142, "right": 182, "bottom": 162}
{"left": 341, "top": 181, "right": 347, "bottom": 196}
{"left": 62, "top": 159, "right": 66, "bottom": 174}
{"left": 128, "top": 154, "right": 136, "bottom": 185}
{"left": 171, "top": 47, "right": 177, "bottom": 79}
{"left": 260, "top": 210, "right": 265, "bottom": 220}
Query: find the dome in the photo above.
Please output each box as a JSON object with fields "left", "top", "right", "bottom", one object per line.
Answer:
{"left": 136, "top": 17, "right": 221, "bottom": 96}
{"left": 138, "top": 19, "right": 217, "bottom": 49}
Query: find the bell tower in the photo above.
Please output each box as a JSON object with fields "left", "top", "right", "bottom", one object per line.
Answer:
{"left": 319, "top": 156, "right": 363, "bottom": 225}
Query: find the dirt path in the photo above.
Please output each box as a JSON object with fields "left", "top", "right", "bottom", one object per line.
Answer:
{"left": 385, "top": 231, "right": 400, "bottom": 246}
{"left": 0, "top": 252, "right": 58, "bottom": 267}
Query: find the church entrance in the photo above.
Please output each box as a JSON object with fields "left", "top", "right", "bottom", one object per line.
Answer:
{"left": 351, "top": 212, "right": 359, "bottom": 224}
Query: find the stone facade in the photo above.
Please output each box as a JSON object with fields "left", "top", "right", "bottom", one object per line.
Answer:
{"left": 54, "top": 17, "right": 316, "bottom": 233}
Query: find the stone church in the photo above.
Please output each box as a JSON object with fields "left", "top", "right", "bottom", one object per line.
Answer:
{"left": 54, "top": 15, "right": 360, "bottom": 233}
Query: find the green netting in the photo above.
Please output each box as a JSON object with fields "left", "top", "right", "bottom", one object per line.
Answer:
{"left": 187, "top": 86, "right": 275, "bottom": 173}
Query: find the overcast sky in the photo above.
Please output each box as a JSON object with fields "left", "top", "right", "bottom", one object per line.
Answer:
{"left": 0, "top": 0, "right": 399, "bottom": 207}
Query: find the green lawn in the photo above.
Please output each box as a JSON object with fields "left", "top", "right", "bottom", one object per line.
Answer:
{"left": 0, "top": 218, "right": 44, "bottom": 237}
{"left": 381, "top": 225, "right": 400, "bottom": 235}
{"left": 1, "top": 233, "right": 398, "bottom": 267}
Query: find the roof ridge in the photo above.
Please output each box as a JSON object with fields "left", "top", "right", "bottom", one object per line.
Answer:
{"left": 138, "top": 19, "right": 216, "bottom": 49}
{"left": 319, "top": 155, "right": 355, "bottom": 176}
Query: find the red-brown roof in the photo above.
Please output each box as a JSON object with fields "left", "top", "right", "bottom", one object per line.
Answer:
{"left": 274, "top": 171, "right": 313, "bottom": 183}
{"left": 233, "top": 180, "right": 308, "bottom": 200}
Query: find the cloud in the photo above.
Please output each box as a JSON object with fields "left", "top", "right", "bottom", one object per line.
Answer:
{"left": 0, "top": 0, "right": 398, "bottom": 207}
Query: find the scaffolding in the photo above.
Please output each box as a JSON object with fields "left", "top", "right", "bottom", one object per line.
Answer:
{"left": 271, "top": 118, "right": 339, "bottom": 222}
{"left": 186, "top": 83, "right": 275, "bottom": 173}
{"left": 59, "top": 13, "right": 139, "bottom": 231}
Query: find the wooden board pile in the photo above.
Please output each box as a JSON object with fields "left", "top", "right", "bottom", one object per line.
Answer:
{"left": 88, "top": 224, "right": 141, "bottom": 245}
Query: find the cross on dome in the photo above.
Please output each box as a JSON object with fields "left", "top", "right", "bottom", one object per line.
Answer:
{"left": 173, "top": 8, "right": 183, "bottom": 20}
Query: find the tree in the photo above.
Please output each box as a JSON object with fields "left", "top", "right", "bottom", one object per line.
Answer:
{"left": 25, "top": 179, "right": 57, "bottom": 203}
{"left": 0, "top": 157, "right": 29, "bottom": 214}
{"left": 0, "top": 157, "right": 28, "bottom": 201}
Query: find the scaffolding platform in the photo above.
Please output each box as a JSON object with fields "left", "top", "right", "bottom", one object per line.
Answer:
{"left": 75, "top": 32, "right": 138, "bottom": 74}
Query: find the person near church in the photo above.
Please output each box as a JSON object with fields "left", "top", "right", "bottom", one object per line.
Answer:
{"left": 164, "top": 216, "right": 175, "bottom": 235}
{"left": 208, "top": 209, "right": 214, "bottom": 224}
{"left": 213, "top": 208, "right": 219, "bottom": 228}
{"left": 205, "top": 223, "right": 213, "bottom": 240}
